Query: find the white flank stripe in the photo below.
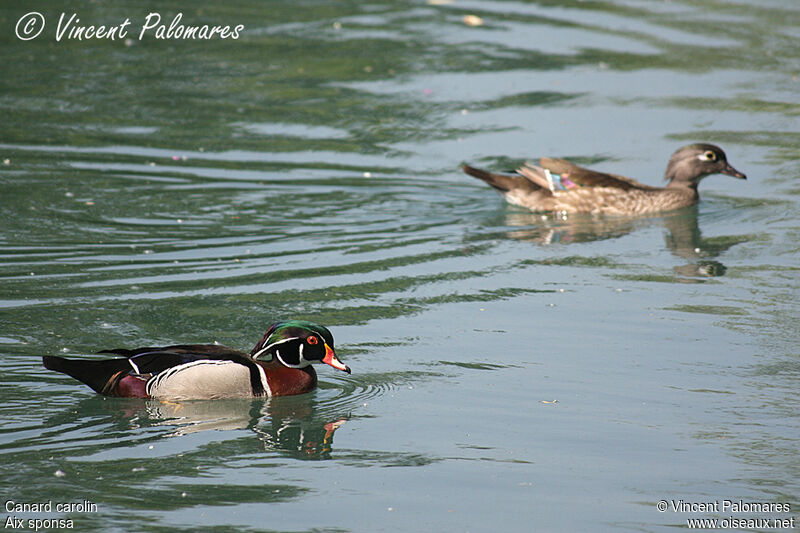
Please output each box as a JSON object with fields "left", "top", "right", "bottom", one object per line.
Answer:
{"left": 256, "top": 364, "right": 271, "bottom": 397}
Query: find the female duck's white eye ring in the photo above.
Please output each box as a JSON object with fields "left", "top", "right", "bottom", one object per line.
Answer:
{"left": 703, "top": 150, "right": 717, "bottom": 161}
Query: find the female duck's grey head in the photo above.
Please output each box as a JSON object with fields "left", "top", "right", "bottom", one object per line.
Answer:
{"left": 664, "top": 144, "right": 746, "bottom": 185}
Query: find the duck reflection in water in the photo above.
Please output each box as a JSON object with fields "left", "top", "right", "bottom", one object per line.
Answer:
{"left": 148, "top": 397, "right": 349, "bottom": 459}
{"left": 82, "top": 395, "right": 350, "bottom": 460}
{"left": 497, "top": 205, "right": 748, "bottom": 278}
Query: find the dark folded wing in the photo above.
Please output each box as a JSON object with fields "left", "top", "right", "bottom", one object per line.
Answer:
{"left": 100, "top": 344, "right": 253, "bottom": 375}
{"left": 530, "top": 157, "right": 655, "bottom": 191}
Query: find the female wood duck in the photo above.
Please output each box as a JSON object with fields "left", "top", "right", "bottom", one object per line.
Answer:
{"left": 42, "top": 320, "right": 350, "bottom": 400}
{"left": 462, "top": 144, "right": 746, "bottom": 215}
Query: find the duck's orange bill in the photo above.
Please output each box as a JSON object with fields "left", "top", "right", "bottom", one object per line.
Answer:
{"left": 322, "top": 344, "right": 351, "bottom": 374}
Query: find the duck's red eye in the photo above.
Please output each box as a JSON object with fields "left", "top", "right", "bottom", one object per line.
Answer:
{"left": 307, "top": 336, "right": 319, "bottom": 345}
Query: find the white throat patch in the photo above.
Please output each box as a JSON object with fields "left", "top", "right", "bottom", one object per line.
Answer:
{"left": 253, "top": 336, "right": 311, "bottom": 369}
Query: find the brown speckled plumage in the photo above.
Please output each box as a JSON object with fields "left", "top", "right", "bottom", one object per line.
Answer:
{"left": 462, "top": 144, "right": 746, "bottom": 215}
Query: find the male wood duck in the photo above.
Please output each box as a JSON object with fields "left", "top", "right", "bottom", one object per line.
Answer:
{"left": 42, "top": 320, "right": 350, "bottom": 400}
{"left": 462, "top": 144, "right": 746, "bottom": 215}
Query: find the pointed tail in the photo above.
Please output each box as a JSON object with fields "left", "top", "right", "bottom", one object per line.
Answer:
{"left": 43, "top": 355, "right": 130, "bottom": 395}
{"left": 461, "top": 164, "right": 543, "bottom": 195}
{"left": 461, "top": 164, "right": 515, "bottom": 192}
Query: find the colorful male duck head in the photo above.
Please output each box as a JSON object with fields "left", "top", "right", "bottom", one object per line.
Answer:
{"left": 250, "top": 320, "right": 350, "bottom": 374}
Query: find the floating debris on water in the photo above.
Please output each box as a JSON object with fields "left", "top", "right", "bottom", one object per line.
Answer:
{"left": 463, "top": 15, "right": 484, "bottom": 26}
